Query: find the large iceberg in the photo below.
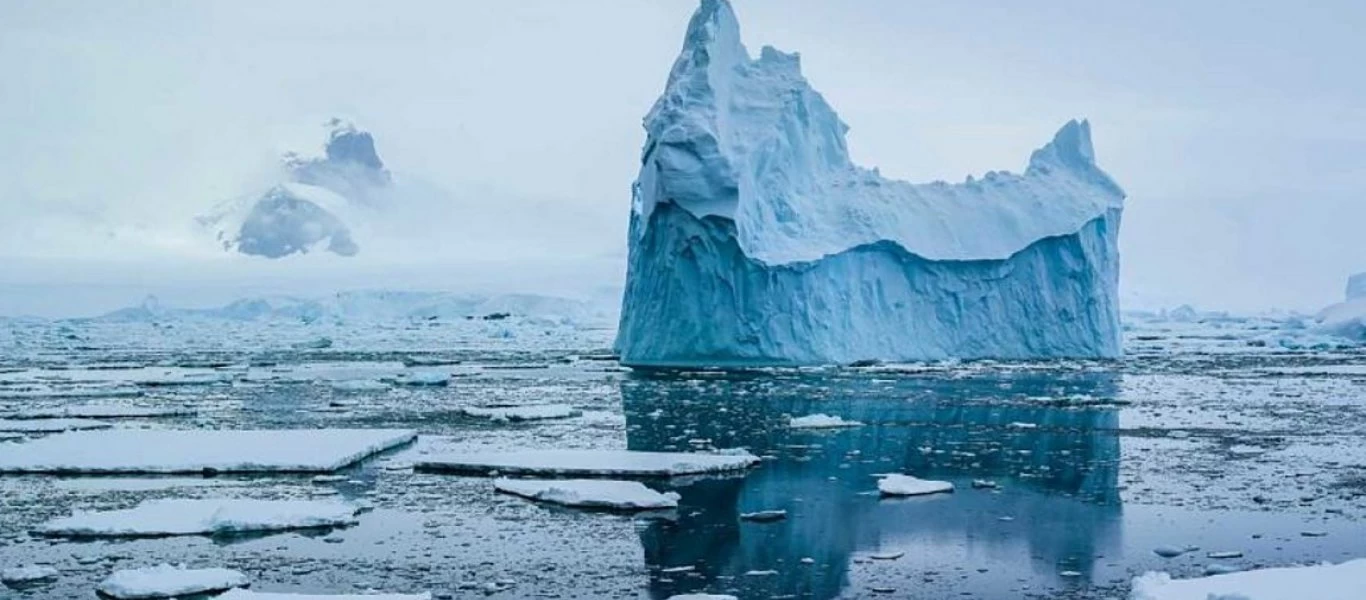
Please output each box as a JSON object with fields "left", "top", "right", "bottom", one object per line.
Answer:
{"left": 1314, "top": 272, "right": 1366, "bottom": 341}
{"left": 615, "top": 0, "right": 1126, "bottom": 366}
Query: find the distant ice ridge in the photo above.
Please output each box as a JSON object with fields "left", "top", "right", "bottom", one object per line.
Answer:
{"left": 200, "top": 119, "right": 390, "bottom": 259}
{"left": 616, "top": 0, "right": 1126, "bottom": 366}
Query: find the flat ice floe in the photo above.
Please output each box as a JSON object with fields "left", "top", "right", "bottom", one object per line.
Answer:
{"left": 4, "top": 405, "right": 192, "bottom": 419}
{"left": 1130, "top": 558, "right": 1366, "bottom": 600}
{"left": 98, "top": 564, "right": 248, "bottom": 599}
{"left": 0, "top": 429, "right": 416, "bottom": 474}
{"left": 0, "top": 418, "right": 111, "bottom": 432}
{"left": 1, "top": 565, "right": 59, "bottom": 584}
{"left": 461, "top": 404, "right": 581, "bottom": 422}
{"left": 0, "top": 384, "right": 143, "bottom": 399}
{"left": 417, "top": 449, "right": 759, "bottom": 477}
{"left": 877, "top": 474, "right": 955, "bottom": 496}
{"left": 495, "top": 478, "right": 680, "bottom": 510}
{"left": 37, "top": 498, "right": 360, "bottom": 537}
{"left": 788, "top": 414, "right": 863, "bottom": 429}
{"left": 218, "top": 590, "right": 431, "bottom": 599}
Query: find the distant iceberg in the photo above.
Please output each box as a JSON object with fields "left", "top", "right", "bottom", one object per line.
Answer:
{"left": 615, "top": 0, "right": 1126, "bottom": 366}
{"left": 202, "top": 119, "right": 389, "bottom": 258}
{"left": 1315, "top": 272, "right": 1366, "bottom": 341}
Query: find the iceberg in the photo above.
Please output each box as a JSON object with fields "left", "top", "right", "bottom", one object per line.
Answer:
{"left": 615, "top": 0, "right": 1126, "bottom": 366}
{"left": 1316, "top": 272, "right": 1366, "bottom": 341}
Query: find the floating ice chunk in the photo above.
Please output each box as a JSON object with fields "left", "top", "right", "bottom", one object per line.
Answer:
{"left": 461, "top": 404, "right": 581, "bottom": 422}
{"left": 1130, "top": 558, "right": 1366, "bottom": 600}
{"left": 0, "top": 385, "right": 143, "bottom": 399}
{"left": 37, "top": 498, "right": 361, "bottom": 537}
{"left": 1, "top": 565, "right": 59, "bottom": 584}
{"left": 788, "top": 414, "right": 863, "bottom": 429}
{"left": 0, "top": 429, "right": 416, "bottom": 474}
{"left": 0, "top": 418, "right": 111, "bottom": 433}
{"left": 494, "top": 478, "right": 680, "bottom": 510}
{"left": 330, "top": 380, "right": 389, "bottom": 393}
{"left": 218, "top": 590, "right": 431, "bottom": 600}
{"left": 97, "top": 564, "right": 249, "bottom": 599}
{"left": 417, "top": 449, "right": 759, "bottom": 478}
{"left": 395, "top": 371, "right": 449, "bottom": 387}
{"left": 6, "top": 405, "right": 192, "bottom": 419}
{"left": 666, "top": 596, "right": 739, "bottom": 600}
{"left": 877, "top": 474, "right": 955, "bottom": 496}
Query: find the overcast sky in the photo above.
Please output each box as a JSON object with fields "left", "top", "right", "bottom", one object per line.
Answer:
{"left": 2, "top": 0, "right": 1363, "bottom": 315}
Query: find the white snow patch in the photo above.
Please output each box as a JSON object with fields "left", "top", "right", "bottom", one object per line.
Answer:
{"left": 97, "top": 564, "right": 249, "bottom": 599}
{"left": 1130, "top": 558, "right": 1366, "bottom": 600}
{"left": 788, "top": 414, "right": 863, "bottom": 429}
{"left": 37, "top": 498, "right": 360, "bottom": 537}
{"left": 877, "top": 474, "right": 954, "bottom": 496}
{"left": 0, "top": 429, "right": 416, "bottom": 474}
{"left": 495, "top": 478, "right": 680, "bottom": 510}
{"left": 417, "top": 449, "right": 759, "bottom": 478}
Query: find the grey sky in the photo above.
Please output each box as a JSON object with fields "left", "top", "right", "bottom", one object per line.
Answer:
{"left": 1, "top": 0, "right": 1363, "bottom": 314}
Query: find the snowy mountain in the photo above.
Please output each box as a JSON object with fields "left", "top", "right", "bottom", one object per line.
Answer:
{"left": 615, "top": 0, "right": 1126, "bottom": 366}
{"left": 200, "top": 119, "right": 389, "bottom": 259}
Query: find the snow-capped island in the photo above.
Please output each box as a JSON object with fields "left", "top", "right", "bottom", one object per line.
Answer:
{"left": 615, "top": 0, "right": 1127, "bottom": 366}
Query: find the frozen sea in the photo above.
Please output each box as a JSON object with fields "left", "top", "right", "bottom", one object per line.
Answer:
{"left": 2, "top": 311, "right": 1365, "bottom": 599}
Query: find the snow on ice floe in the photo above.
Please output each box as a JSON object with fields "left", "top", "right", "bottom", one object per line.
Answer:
{"left": 615, "top": 0, "right": 1125, "bottom": 366}
{"left": 495, "top": 478, "right": 680, "bottom": 510}
{"left": 37, "top": 498, "right": 360, "bottom": 538}
{"left": 0, "top": 429, "right": 416, "bottom": 474}
{"left": 1, "top": 565, "right": 59, "bottom": 584}
{"left": 0, "top": 418, "right": 111, "bottom": 433}
{"left": 218, "top": 590, "right": 431, "bottom": 600}
{"left": 416, "top": 449, "right": 759, "bottom": 478}
{"left": 97, "top": 564, "right": 248, "bottom": 599}
{"left": 461, "top": 404, "right": 581, "bottom": 422}
{"left": 788, "top": 414, "right": 863, "bottom": 429}
{"left": 877, "top": 474, "right": 955, "bottom": 496}
{"left": 1130, "top": 558, "right": 1366, "bottom": 600}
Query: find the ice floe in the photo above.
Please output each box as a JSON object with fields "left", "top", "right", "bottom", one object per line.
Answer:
{"left": 37, "top": 498, "right": 360, "bottom": 537}
{"left": 0, "top": 429, "right": 416, "bottom": 474}
{"left": 877, "top": 474, "right": 955, "bottom": 496}
{"left": 788, "top": 414, "right": 863, "bottom": 429}
{"left": 1131, "top": 558, "right": 1366, "bottom": 600}
{"left": 1, "top": 565, "right": 58, "bottom": 584}
{"left": 494, "top": 478, "right": 680, "bottom": 510}
{"left": 218, "top": 590, "right": 431, "bottom": 599}
{"left": 461, "top": 404, "right": 581, "bottom": 422}
{"left": 416, "top": 449, "right": 759, "bottom": 477}
{"left": 97, "top": 564, "right": 249, "bottom": 599}
{"left": 0, "top": 418, "right": 111, "bottom": 432}
{"left": 4, "top": 405, "right": 191, "bottom": 419}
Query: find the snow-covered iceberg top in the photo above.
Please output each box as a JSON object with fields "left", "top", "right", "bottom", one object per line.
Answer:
{"left": 0, "top": 429, "right": 416, "bottom": 474}
{"left": 635, "top": 0, "right": 1123, "bottom": 265}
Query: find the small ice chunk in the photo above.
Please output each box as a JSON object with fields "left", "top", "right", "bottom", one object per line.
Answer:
{"left": 788, "top": 414, "right": 863, "bottom": 429}
{"left": 0, "top": 418, "right": 111, "bottom": 433}
{"left": 1, "top": 565, "right": 59, "bottom": 584}
{"left": 218, "top": 589, "right": 431, "bottom": 599}
{"left": 1153, "top": 545, "right": 1186, "bottom": 558}
{"left": 330, "top": 380, "right": 389, "bottom": 393}
{"left": 417, "top": 449, "right": 759, "bottom": 478}
{"left": 666, "top": 596, "right": 738, "bottom": 600}
{"left": 396, "top": 371, "right": 449, "bottom": 387}
{"left": 461, "top": 404, "right": 581, "bottom": 422}
{"left": 739, "top": 509, "right": 787, "bottom": 522}
{"left": 97, "top": 564, "right": 249, "bottom": 599}
{"left": 494, "top": 478, "right": 680, "bottom": 510}
{"left": 37, "top": 498, "right": 360, "bottom": 537}
{"left": 877, "top": 474, "right": 954, "bottom": 496}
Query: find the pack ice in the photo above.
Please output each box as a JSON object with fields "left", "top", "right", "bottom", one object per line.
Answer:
{"left": 615, "top": 0, "right": 1126, "bottom": 366}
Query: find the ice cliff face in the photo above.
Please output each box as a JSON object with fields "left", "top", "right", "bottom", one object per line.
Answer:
{"left": 204, "top": 120, "right": 389, "bottom": 258}
{"left": 615, "top": 0, "right": 1127, "bottom": 366}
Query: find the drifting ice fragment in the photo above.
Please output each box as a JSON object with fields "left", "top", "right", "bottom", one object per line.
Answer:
{"left": 461, "top": 404, "right": 581, "bottom": 422}
{"left": 0, "top": 429, "right": 416, "bottom": 474}
{"left": 218, "top": 591, "right": 431, "bottom": 600}
{"left": 615, "top": 0, "right": 1125, "bottom": 366}
{"left": 494, "top": 478, "right": 680, "bottom": 510}
{"left": 1130, "top": 558, "right": 1366, "bottom": 600}
{"left": 788, "top": 414, "right": 863, "bottom": 429}
{"left": 0, "top": 418, "right": 111, "bottom": 433}
{"left": 877, "top": 474, "right": 955, "bottom": 496}
{"left": 416, "top": 449, "right": 759, "bottom": 477}
{"left": 97, "top": 564, "right": 249, "bottom": 599}
{"left": 37, "top": 498, "right": 361, "bottom": 538}
{"left": 1, "top": 565, "right": 59, "bottom": 584}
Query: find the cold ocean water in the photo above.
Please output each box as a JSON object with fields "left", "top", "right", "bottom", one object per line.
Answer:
{"left": 2, "top": 313, "right": 1365, "bottom": 599}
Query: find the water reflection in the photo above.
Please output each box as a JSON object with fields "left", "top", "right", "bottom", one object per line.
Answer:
{"left": 622, "top": 370, "right": 1122, "bottom": 599}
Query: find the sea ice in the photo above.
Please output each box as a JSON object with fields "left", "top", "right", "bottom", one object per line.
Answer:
{"left": 615, "top": 0, "right": 1125, "bottom": 366}
{"left": 461, "top": 404, "right": 581, "bottom": 422}
{"left": 0, "top": 429, "right": 416, "bottom": 474}
{"left": 788, "top": 414, "right": 863, "bottom": 429}
{"left": 416, "top": 449, "right": 759, "bottom": 477}
{"left": 494, "top": 478, "right": 680, "bottom": 510}
{"left": 4, "top": 405, "right": 191, "bottom": 419}
{"left": 877, "top": 474, "right": 955, "bottom": 496}
{"left": 218, "top": 590, "right": 431, "bottom": 600}
{"left": 1130, "top": 558, "right": 1366, "bottom": 600}
{"left": 1, "top": 565, "right": 58, "bottom": 584}
{"left": 97, "top": 564, "right": 249, "bottom": 599}
{"left": 0, "top": 418, "right": 111, "bottom": 433}
{"left": 37, "top": 498, "right": 361, "bottom": 537}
